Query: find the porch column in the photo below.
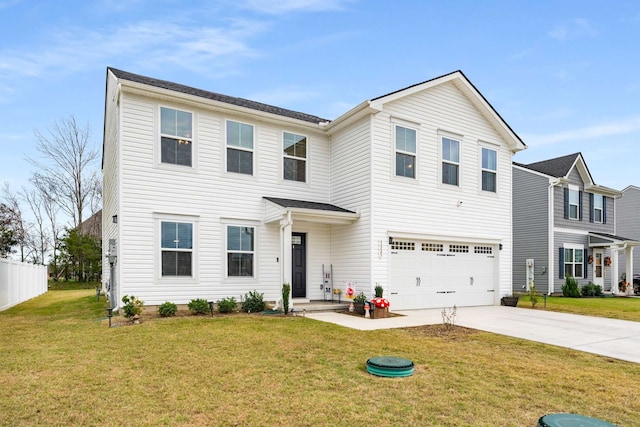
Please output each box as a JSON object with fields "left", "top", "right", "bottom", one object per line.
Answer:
{"left": 280, "top": 214, "right": 292, "bottom": 307}
{"left": 611, "top": 249, "right": 619, "bottom": 295}
{"left": 626, "top": 247, "right": 634, "bottom": 296}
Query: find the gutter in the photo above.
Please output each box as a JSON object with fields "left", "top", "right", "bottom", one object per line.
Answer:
{"left": 547, "top": 178, "right": 564, "bottom": 295}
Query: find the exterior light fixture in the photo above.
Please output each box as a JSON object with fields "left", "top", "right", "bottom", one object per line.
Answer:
{"left": 112, "top": 215, "right": 118, "bottom": 224}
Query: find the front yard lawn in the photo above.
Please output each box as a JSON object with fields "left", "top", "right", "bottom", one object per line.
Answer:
{"left": 1, "top": 290, "right": 639, "bottom": 426}
{"left": 518, "top": 294, "right": 640, "bottom": 322}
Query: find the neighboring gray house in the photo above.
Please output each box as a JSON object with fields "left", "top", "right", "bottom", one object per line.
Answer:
{"left": 512, "top": 153, "right": 638, "bottom": 295}
{"left": 616, "top": 185, "right": 640, "bottom": 285}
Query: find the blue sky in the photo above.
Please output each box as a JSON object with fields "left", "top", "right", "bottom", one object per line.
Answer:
{"left": 1, "top": 0, "right": 639, "bottom": 192}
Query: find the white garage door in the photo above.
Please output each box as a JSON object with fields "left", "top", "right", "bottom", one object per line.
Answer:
{"left": 388, "top": 240, "right": 497, "bottom": 310}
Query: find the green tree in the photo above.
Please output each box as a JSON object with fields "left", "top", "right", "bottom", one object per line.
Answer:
{"left": 58, "top": 228, "right": 101, "bottom": 281}
{"left": 0, "top": 203, "right": 18, "bottom": 257}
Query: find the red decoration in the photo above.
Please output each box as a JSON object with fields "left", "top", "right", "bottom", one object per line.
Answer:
{"left": 371, "top": 297, "right": 390, "bottom": 308}
{"left": 604, "top": 256, "right": 611, "bottom": 267}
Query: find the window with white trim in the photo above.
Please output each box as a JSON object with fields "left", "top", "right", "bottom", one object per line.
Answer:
{"left": 161, "top": 221, "right": 193, "bottom": 276}
{"left": 395, "top": 125, "right": 416, "bottom": 178}
{"left": 568, "top": 187, "right": 579, "bottom": 220}
{"left": 593, "top": 194, "right": 603, "bottom": 223}
{"left": 564, "top": 246, "right": 584, "bottom": 278}
{"left": 481, "top": 147, "right": 497, "bottom": 192}
{"left": 283, "top": 132, "right": 307, "bottom": 182}
{"left": 227, "top": 225, "right": 255, "bottom": 277}
{"left": 226, "top": 120, "right": 253, "bottom": 175}
{"left": 442, "top": 137, "right": 460, "bottom": 186}
{"left": 160, "top": 107, "right": 192, "bottom": 166}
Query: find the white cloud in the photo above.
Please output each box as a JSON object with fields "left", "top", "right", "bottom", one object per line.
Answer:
{"left": 523, "top": 115, "right": 640, "bottom": 146}
{"left": 237, "top": 0, "right": 355, "bottom": 14}
{"left": 549, "top": 18, "right": 596, "bottom": 41}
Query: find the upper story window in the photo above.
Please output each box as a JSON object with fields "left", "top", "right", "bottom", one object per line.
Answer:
{"left": 481, "top": 147, "right": 497, "bottom": 192}
{"left": 227, "top": 225, "right": 254, "bottom": 277}
{"left": 226, "top": 120, "right": 254, "bottom": 175}
{"left": 565, "top": 186, "right": 581, "bottom": 220}
{"left": 283, "top": 132, "right": 306, "bottom": 182}
{"left": 592, "top": 194, "right": 603, "bottom": 223}
{"left": 395, "top": 125, "right": 416, "bottom": 179}
{"left": 442, "top": 137, "right": 460, "bottom": 186}
{"left": 160, "top": 107, "right": 192, "bottom": 167}
{"left": 161, "top": 221, "right": 193, "bottom": 276}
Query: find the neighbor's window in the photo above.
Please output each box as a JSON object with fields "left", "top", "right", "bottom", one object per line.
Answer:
{"left": 161, "top": 221, "right": 193, "bottom": 276}
{"left": 564, "top": 247, "right": 583, "bottom": 278}
{"left": 569, "top": 187, "right": 579, "bottom": 220}
{"left": 442, "top": 137, "right": 460, "bottom": 186}
{"left": 227, "top": 226, "right": 254, "bottom": 277}
{"left": 395, "top": 125, "right": 416, "bottom": 178}
{"left": 283, "top": 132, "right": 306, "bottom": 182}
{"left": 160, "top": 107, "right": 192, "bottom": 166}
{"left": 593, "top": 194, "right": 603, "bottom": 223}
{"left": 481, "top": 147, "right": 497, "bottom": 192}
{"left": 226, "top": 120, "right": 254, "bottom": 175}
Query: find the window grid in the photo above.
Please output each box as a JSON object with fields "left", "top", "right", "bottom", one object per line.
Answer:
{"left": 160, "top": 107, "right": 192, "bottom": 167}
{"left": 226, "top": 120, "right": 254, "bottom": 175}
{"left": 395, "top": 125, "right": 417, "bottom": 178}
{"left": 391, "top": 241, "right": 415, "bottom": 251}
{"left": 160, "top": 221, "right": 193, "bottom": 277}
{"left": 593, "top": 194, "right": 603, "bottom": 223}
{"left": 283, "top": 132, "right": 307, "bottom": 182}
{"left": 449, "top": 244, "right": 469, "bottom": 253}
{"left": 227, "top": 226, "right": 255, "bottom": 277}
{"left": 564, "top": 247, "right": 584, "bottom": 278}
{"left": 474, "top": 246, "right": 493, "bottom": 254}
{"left": 481, "top": 148, "right": 497, "bottom": 192}
{"left": 422, "top": 243, "right": 444, "bottom": 252}
{"left": 442, "top": 137, "right": 460, "bottom": 186}
{"left": 569, "top": 188, "right": 579, "bottom": 220}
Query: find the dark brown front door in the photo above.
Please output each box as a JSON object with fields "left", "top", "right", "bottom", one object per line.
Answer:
{"left": 292, "top": 233, "right": 306, "bottom": 298}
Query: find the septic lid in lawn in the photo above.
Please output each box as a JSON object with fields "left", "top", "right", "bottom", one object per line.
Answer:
{"left": 538, "top": 413, "right": 617, "bottom": 427}
{"left": 366, "top": 356, "right": 414, "bottom": 377}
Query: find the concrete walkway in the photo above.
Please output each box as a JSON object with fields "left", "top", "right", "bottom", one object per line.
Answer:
{"left": 306, "top": 306, "right": 640, "bottom": 364}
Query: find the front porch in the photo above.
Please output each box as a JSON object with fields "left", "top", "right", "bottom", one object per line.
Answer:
{"left": 589, "top": 232, "right": 640, "bottom": 295}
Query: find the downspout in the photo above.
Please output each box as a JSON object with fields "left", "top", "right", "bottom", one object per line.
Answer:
{"left": 547, "top": 178, "right": 562, "bottom": 295}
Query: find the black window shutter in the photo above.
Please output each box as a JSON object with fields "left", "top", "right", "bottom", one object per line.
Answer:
{"left": 578, "top": 191, "right": 583, "bottom": 221}
{"left": 583, "top": 249, "right": 588, "bottom": 278}
{"left": 589, "top": 193, "right": 594, "bottom": 223}
{"left": 564, "top": 187, "right": 569, "bottom": 219}
{"left": 603, "top": 196, "right": 607, "bottom": 223}
{"left": 559, "top": 247, "right": 564, "bottom": 279}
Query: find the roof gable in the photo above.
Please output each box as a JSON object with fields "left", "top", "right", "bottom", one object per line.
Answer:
{"left": 108, "top": 67, "right": 329, "bottom": 124}
{"left": 523, "top": 152, "right": 584, "bottom": 179}
{"left": 367, "top": 70, "right": 526, "bottom": 152}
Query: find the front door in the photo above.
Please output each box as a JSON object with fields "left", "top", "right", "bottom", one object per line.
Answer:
{"left": 593, "top": 250, "right": 604, "bottom": 289}
{"left": 291, "top": 233, "right": 307, "bottom": 298}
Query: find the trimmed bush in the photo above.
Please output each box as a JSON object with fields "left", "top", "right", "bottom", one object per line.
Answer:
{"left": 282, "top": 283, "right": 290, "bottom": 315}
{"left": 188, "top": 298, "right": 210, "bottom": 315}
{"left": 562, "top": 276, "right": 581, "bottom": 298}
{"left": 242, "top": 290, "right": 265, "bottom": 313}
{"left": 581, "top": 283, "right": 603, "bottom": 297}
{"left": 158, "top": 301, "right": 177, "bottom": 317}
{"left": 217, "top": 297, "right": 237, "bottom": 314}
{"left": 121, "top": 294, "right": 144, "bottom": 318}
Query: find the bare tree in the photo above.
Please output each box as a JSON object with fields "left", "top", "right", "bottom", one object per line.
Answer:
{"left": 21, "top": 187, "right": 50, "bottom": 265}
{"left": 1, "top": 183, "right": 29, "bottom": 261}
{"left": 28, "top": 116, "right": 100, "bottom": 230}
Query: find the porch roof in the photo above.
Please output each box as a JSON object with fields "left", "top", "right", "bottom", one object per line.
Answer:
{"left": 263, "top": 197, "right": 359, "bottom": 225}
{"left": 588, "top": 232, "right": 640, "bottom": 248}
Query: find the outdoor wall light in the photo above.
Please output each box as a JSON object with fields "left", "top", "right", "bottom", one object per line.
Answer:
{"left": 112, "top": 215, "right": 118, "bottom": 224}
{"left": 389, "top": 237, "right": 393, "bottom": 245}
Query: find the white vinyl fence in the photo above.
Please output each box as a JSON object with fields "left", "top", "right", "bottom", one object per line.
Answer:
{"left": 0, "top": 258, "right": 48, "bottom": 311}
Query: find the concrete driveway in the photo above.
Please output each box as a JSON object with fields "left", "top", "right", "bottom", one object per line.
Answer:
{"left": 306, "top": 306, "right": 640, "bottom": 364}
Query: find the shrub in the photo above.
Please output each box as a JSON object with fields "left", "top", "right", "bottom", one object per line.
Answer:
{"left": 242, "top": 290, "right": 265, "bottom": 313}
{"left": 158, "top": 301, "right": 177, "bottom": 317}
{"left": 188, "top": 298, "right": 210, "bottom": 315}
{"left": 121, "top": 294, "right": 144, "bottom": 318}
{"left": 374, "top": 284, "right": 384, "bottom": 298}
{"left": 529, "top": 284, "right": 539, "bottom": 308}
{"left": 217, "top": 297, "right": 237, "bottom": 314}
{"left": 581, "top": 283, "right": 604, "bottom": 297}
{"left": 282, "top": 283, "right": 290, "bottom": 315}
{"left": 562, "top": 276, "right": 581, "bottom": 298}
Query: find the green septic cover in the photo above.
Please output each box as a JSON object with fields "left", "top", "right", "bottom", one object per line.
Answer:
{"left": 538, "top": 413, "right": 617, "bottom": 427}
{"left": 366, "top": 356, "right": 414, "bottom": 377}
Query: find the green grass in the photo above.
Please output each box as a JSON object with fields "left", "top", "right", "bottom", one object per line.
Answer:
{"left": 518, "top": 294, "right": 640, "bottom": 321}
{"left": 1, "top": 291, "right": 639, "bottom": 426}
{"left": 47, "top": 280, "right": 101, "bottom": 291}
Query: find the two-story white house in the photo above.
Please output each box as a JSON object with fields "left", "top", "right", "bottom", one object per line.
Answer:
{"left": 102, "top": 68, "right": 526, "bottom": 310}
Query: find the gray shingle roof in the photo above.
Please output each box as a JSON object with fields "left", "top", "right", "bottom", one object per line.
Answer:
{"left": 264, "top": 197, "right": 355, "bottom": 213}
{"left": 519, "top": 152, "right": 581, "bottom": 178}
{"left": 108, "top": 67, "right": 329, "bottom": 124}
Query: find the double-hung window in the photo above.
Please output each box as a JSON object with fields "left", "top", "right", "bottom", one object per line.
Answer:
{"left": 564, "top": 246, "right": 584, "bottom": 278}
{"left": 226, "top": 120, "right": 254, "bottom": 175}
{"left": 160, "top": 107, "right": 192, "bottom": 167}
{"left": 395, "top": 125, "right": 416, "bottom": 178}
{"left": 568, "top": 187, "right": 579, "bottom": 220}
{"left": 442, "top": 137, "right": 460, "bottom": 186}
{"left": 481, "top": 147, "right": 497, "bottom": 192}
{"left": 593, "top": 194, "right": 603, "bottom": 223}
{"left": 283, "top": 132, "right": 306, "bottom": 182}
{"left": 161, "top": 221, "right": 193, "bottom": 276}
{"left": 227, "top": 225, "right": 254, "bottom": 277}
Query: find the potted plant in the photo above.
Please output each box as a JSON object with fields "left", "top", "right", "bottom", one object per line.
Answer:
{"left": 370, "top": 297, "right": 390, "bottom": 318}
{"left": 501, "top": 294, "right": 519, "bottom": 307}
{"left": 353, "top": 292, "right": 367, "bottom": 315}
{"left": 374, "top": 284, "right": 384, "bottom": 298}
